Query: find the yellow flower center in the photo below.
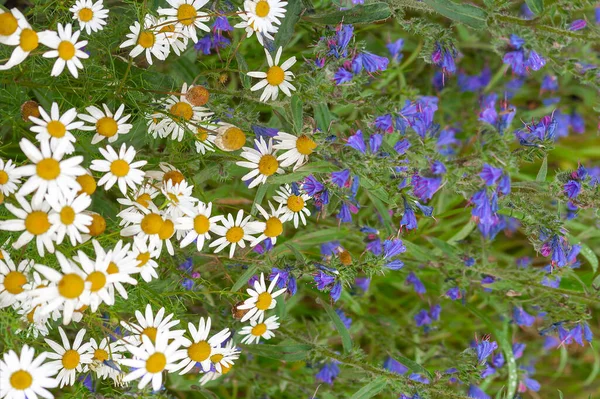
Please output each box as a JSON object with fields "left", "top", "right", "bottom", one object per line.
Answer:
{"left": 58, "top": 273, "right": 85, "bottom": 299}
{"left": 141, "top": 213, "right": 163, "bottom": 235}
{"left": 96, "top": 117, "right": 118, "bottom": 137}
{"left": 264, "top": 217, "right": 283, "bottom": 238}
{"left": 255, "top": 0, "right": 271, "bottom": 17}
{"left": 187, "top": 341, "right": 211, "bottom": 362}
{"left": 163, "top": 170, "right": 185, "bottom": 185}
{"left": 20, "top": 29, "right": 39, "bottom": 52}
{"left": 256, "top": 292, "right": 273, "bottom": 310}
{"left": 10, "top": 370, "right": 32, "bottom": 390}
{"left": 36, "top": 158, "right": 61, "bottom": 180}
{"left": 25, "top": 211, "right": 50, "bottom": 235}
{"left": 137, "top": 252, "right": 151, "bottom": 268}
{"left": 87, "top": 214, "right": 106, "bottom": 236}
{"left": 170, "top": 101, "right": 193, "bottom": 121}
{"left": 142, "top": 327, "right": 158, "bottom": 342}
{"left": 257, "top": 154, "right": 279, "bottom": 176}
{"left": 0, "top": 12, "right": 18, "bottom": 36}
{"left": 167, "top": 192, "right": 179, "bottom": 204}
{"left": 4, "top": 271, "right": 27, "bottom": 294}
{"left": 46, "top": 120, "right": 66, "bottom": 138}
{"left": 221, "top": 364, "right": 232, "bottom": 374}
{"left": 78, "top": 7, "right": 94, "bottom": 22}
{"left": 251, "top": 323, "right": 267, "bottom": 336}
{"left": 137, "top": 31, "right": 155, "bottom": 48}
{"left": 110, "top": 159, "right": 130, "bottom": 177}
{"left": 136, "top": 193, "right": 152, "bottom": 208}
{"left": 107, "top": 261, "right": 119, "bottom": 274}
{"left": 93, "top": 348, "right": 108, "bottom": 361}
{"left": 225, "top": 226, "right": 244, "bottom": 243}
{"left": 193, "top": 214, "right": 210, "bottom": 234}
{"left": 159, "top": 24, "right": 176, "bottom": 33}
{"left": 177, "top": 4, "right": 197, "bottom": 26}
{"left": 287, "top": 195, "right": 305, "bottom": 212}
{"left": 27, "top": 305, "right": 39, "bottom": 323}
{"left": 186, "top": 86, "right": 209, "bottom": 106}
{"left": 210, "top": 353, "right": 223, "bottom": 364}
{"left": 221, "top": 127, "right": 246, "bottom": 151}
{"left": 266, "top": 66, "right": 285, "bottom": 86}
{"left": 86, "top": 271, "right": 106, "bottom": 292}
{"left": 196, "top": 128, "right": 208, "bottom": 142}
{"left": 0, "top": 170, "right": 9, "bottom": 184}
{"left": 296, "top": 135, "right": 317, "bottom": 155}
{"left": 158, "top": 219, "right": 174, "bottom": 240}
{"left": 60, "top": 206, "right": 76, "bottom": 225}
{"left": 77, "top": 174, "right": 96, "bottom": 195}
{"left": 62, "top": 349, "right": 80, "bottom": 370}
{"left": 58, "top": 41, "right": 76, "bottom": 60}
{"left": 146, "top": 352, "right": 167, "bottom": 373}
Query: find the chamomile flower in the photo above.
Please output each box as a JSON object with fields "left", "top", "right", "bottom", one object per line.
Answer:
{"left": 236, "top": 137, "right": 283, "bottom": 188}
{"left": 158, "top": 0, "right": 210, "bottom": 42}
{"left": 121, "top": 331, "right": 186, "bottom": 391}
{"left": 47, "top": 193, "right": 93, "bottom": 246}
{"left": 0, "top": 345, "right": 59, "bottom": 399}
{"left": 31, "top": 252, "right": 91, "bottom": 325}
{"left": 29, "top": 102, "right": 83, "bottom": 155}
{"left": 0, "top": 9, "right": 27, "bottom": 45}
{"left": 174, "top": 317, "right": 231, "bottom": 374}
{"left": 116, "top": 184, "right": 160, "bottom": 226}
{"left": 44, "top": 327, "right": 93, "bottom": 387}
{"left": 70, "top": 0, "right": 109, "bottom": 34}
{"left": 15, "top": 271, "right": 54, "bottom": 338}
{"left": 209, "top": 210, "right": 265, "bottom": 258}
{"left": 78, "top": 104, "right": 133, "bottom": 144}
{"left": 162, "top": 83, "right": 213, "bottom": 142}
{"left": 0, "top": 158, "right": 21, "bottom": 197}
{"left": 1, "top": 195, "right": 57, "bottom": 256}
{"left": 145, "top": 162, "right": 185, "bottom": 185}
{"left": 120, "top": 15, "right": 170, "bottom": 65}
{"left": 119, "top": 202, "right": 165, "bottom": 244}
{"left": 240, "top": 0, "right": 287, "bottom": 37}
{"left": 176, "top": 201, "right": 220, "bottom": 251}
{"left": 237, "top": 272, "right": 286, "bottom": 322}
{"left": 0, "top": 12, "right": 55, "bottom": 71}
{"left": 130, "top": 237, "right": 160, "bottom": 282}
{"left": 205, "top": 339, "right": 239, "bottom": 374}
{"left": 15, "top": 138, "right": 85, "bottom": 204}
{"left": 239, "top": 314, "right": 280, "bottom": 344}
{"left": 120, "top": 304, "right": 185, "bottom": 346}
{"left": 273, "top": 184, "right": 311, "bottom": 228}
{"left": 193, "top": 123, "right": 217, "bottom": 154}
{"left": 233, "top": 6, "right": 276, "bottom": 46}
{"left": 248, "top": 46, "right": 296, "bottom": 102}
{"left": 273, "top": 132, "right": 317, "bottom": 170}
{"left": 90, "top": 143, "right": 147, "bottom": 195}
{"left": 149, "top": 214, "right": 177, "bottom": 256}
{"left": 145, "top": 109, "right": 169, "bottom": 138}
{"left": 156, "top": 17, "right": 189, "bottom": 56}
{"left": 91, "top": 239, "right": 138, "bottom": 300}
{"left": 0, "top": 249, "right": 33, "bottom": 308}
{"left": 88, "top": 337, "right": 126, "bottom": 382}
{"left": 42, "top": 23, "right": 89, "bottom": 78}
{"left": 161, "top": 179, "right": 198, "bottom": 218}
{"left": 251, "top": 202, "right": 286, "bottom": 246}
{"left": 76, "top": 250, "right": 121, "bottom": 311}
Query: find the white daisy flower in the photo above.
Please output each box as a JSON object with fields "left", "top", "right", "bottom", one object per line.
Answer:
{"left": 121, "top": 331, "right": 186, "bottom": 391}
{"left": 158, "top": 0, "right": 210, "bottom": 42}
{"left": 0, "top": 159, "right": 21, "bottom": 197}
{"left": 0, "top": 345, "right": 59, "bottom": 398}
{"left": 213, "top": 122, "right": 247, "bottom": 152}
{"left": 236, "top": 137, "right": 283, "bottom": 188}
{"left": 90, "top": 143, "right": 147, "bottom": 195}
{"left": 44, "top": 327, "right": 93, "bottom": 387}
{"left": 248, "top": 46, "right": 296, "bottom": 102}
{"left": 193, "top": 122, "right": 217, "bottom": 154}
{"left": 233, "top": 6, "right": 276, "bottom": 46}
{"left": 78, "top": 104, "right": 133, "bottom": 144}
{"left": 173, "top": 317, "right": 231, "bottom": 374}
{"left": 119, "top": 202, "right": 165, "bottom": 244}
{"left": 145, "top": 162, "right": 185, "bottom": 184}
{"left": 29, "top": 102, "right": 83, "bottom": 155}
{"left": 175, "top": 201, "right": 220, "bottom": 251}
{"left": 0, "top": 11, "right": 55, "bottom": 70}
{"left": 145, "top": 109, "right": 169, "bottom": 139}
{"left": 238, "top": 0, "right": 287, "bottom": 40}
{"left": 1, "top": 195, "right": 57, "bottom": 256}
{"left": 14, "top": 138, "right": 85, "bottom": 205}
{"left": 88, "top": 337, "right": 126, "bottom": 382}
{"left": 42, "top": 23, "right": 89, "bottom": 78}
{"left": 161, "top": 179, "right": 198, "bottom": 219}
{"left": 76, "top": 249, "right": 121, "bottom": 311}
{"left": 273, "top": 184, "right": 311, "bottom": 228}
{"left": 116, "top": 183, "right": 160, "bottom": 226}
{"left": 0, "top": 249, "right": 33, "bottom": 308}
{"left": 156, "top": 17, "right": 189, "bottom": 56}
{"left": 0, "top": 8, "right": 27, "bottom": 45}
{"left": 251, "top": 201, "right": 286, "bottom": 246}
{"left": 47, "top": 193, "right": 92, "bottom": 246}
{"left": 70, "top": 0, "right": 109, "bottom": 34}
{"left": 239, "top": 314, "right": 280, "bottom": 344}
{"left": 31, "top": 252, "right": 92, "bottom": 325}
{"left": 149, "top": 215, "right": 177, "bottom": 256}
{"left": 130, "top": 237, "right": 160, "bottom": 282}
{"left": 120, "top": 304, "right": 185, "bottom": 346}
{"left": 15, "top": 271, "right": 54, "bottom": 338}
{"left": 161, "top": 83, "right": 213, "bottom": 142}
{"left": 120, "top": 15, "right": 170, "bottom": 65}
{"left": 273, "top": 132, "right": 317, "bottom": 170}
{"left": 237, "top": 272, "right": 286, "bottom": 322}
{"left": 199, "top": 340, "right": 238, "bottom": 383}
{"left": 91, "top": 239, "right": 138, "bottom": 300}
{"left": 209, "top": 209, "right": 265, "bottom": 258}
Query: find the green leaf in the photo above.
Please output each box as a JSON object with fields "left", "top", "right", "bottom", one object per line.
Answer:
{"left": 394, "top": 355, "right": 433, "bottom": 379}
{"left": 274, "top": 0, "right": 305, "bottom": 48}
{"left": 584, "top": 344, "right": 600, "bottom": 385}
{"left": 235, "top": 52, "right": 251, "bottom": 89}
{"left": 191, "top": 386, "right": 220, "bottom": 399}
{"left": 314, "top": 103, "right": 332, "bottom": 132}
{"left": 349, "top": 376, "right": 387, "bottom": 399}
{"left": 579, "top": 243, "right": 598, "bottom": 273}
{"left": 422, "top": 0, "right": 488, "bottom": 30}
{"left": 525, "top": 0, "right": 544, "bottom": 15}
{"left": 251, "top": 184, "right": 268, "bottom": 216}
{"left": 448, "top": 220, "right": 476, "bottom": 243}
{"left": 536, "top": 156, "right": 548, "bottom": 182}
{"left": 285, "top": 243, "right": 306, "bottom": 262}
{"left": 243, "top": 343, "right": 312, "bottom": 362}
{"left": 402, "top": 240, "right": 437, "bottom": 262}
{"left": 231, "top": 265, "right": 258, "bottom": 292}
{"left": 291, "top": 95, "right": 303, "bottom": 134}
{"left": 592, "top": 274, "right": 600, "bottom": 291}
{"left": 427, "top": 237, "right": 459, "bottom": 258}
{"left": 558, "top": 390, "right": 564, "bottom": 399}
{"left": 304, "top": 3, "right": 391, "bottom": 25}
{"left": 317, "top": 298, "right": 352, "bottom": 354}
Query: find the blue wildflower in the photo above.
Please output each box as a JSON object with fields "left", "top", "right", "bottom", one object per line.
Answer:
{"left": 432, "top": 43, "right": 457, "bottom": 75}
{"left": 492, "top": 353, "right": 504, "bottom": 368}
{"left": 331, "top": 169, "right": 351, "bottom": 187}
{"left": 498, "top": 174, "right": 511, "bottom": 195}
{"left": 523, "top": 377, "right": 541, "bottom": 392}
{"left": 387, "top": 39, "right": 404, "bottom": 62}
{"left": 337, "top": 203, "right": 353, "bottom": 223}
{"left": 335, "top": 309, "right": 352, "bottom": 329}
{"left": 354, "top": 277, "right": 370, "bottom": 292}
{"left": 330, "top": 281, "right": 342, "bottom": 302}
{"left": 409, "top": 373, "right": 430, "bottom": 384}
{"left": 512, "top": 342, "right": 526, "bottom": 359}
{"left": 446, "top": 287, "right": 461, "bottom": 300}
{"left": 401, "top": 202, "right": 417, "bottom": 231}
{"left": 430, "top": 304, "right": 441, "bottom": 320}
{"left": 375, "top": 114, "right": 394, "bottom": 133}
{"left": 314, "top": 272, "right": 335, "bottom": 290}
{"left": 182, "top": 278, "right": 193, "bottom": 290}
{"left": 541, "top": 75, "right": 558, "bottom": 91}
{"left": 431, "top": 161, "right": 446, "bottom": 175}
{"left": 464, "top": 257, "right": 475, "bottom": 267}
{"left": 383, "top": 239, "right": 406, "bottom": 258}
{"left": 346, "top": 130, "right": 366, "bottom": 153}
{"left": 384, "top": 357, "right": 408, "bottom": 374}
{"left": 564, "top": 180, "right": 581, "bottom": 199}
{"left": 334, "top": 68, "right": 353, "bottom": 85}
{"left": 414, "top": 309, "right": 432, "bottom": 327}
{"left": 475, "top": 339, "right": 498, "bottom": 363}
{"left": 303, "top": 175, "right": 324, "bottom": 196}
{"left": 412, "top": 174, "right": 441, "bottom": 202}
{"left": 513, "top": 306, "right": 536, "bottom": 327}
{"left": 480, "top": 164, "right": 503, "bottom": 186}
{"left": 406, "top": 272, "right": 426, "bottom": 294}
{"left": 369, "top": 134, "right": 383, "bottom": 153}
{"left": 457, "top": 67, "right": 491, "bottom": 92}
{"left": 394, "top": 139, "right": 411, "bottom": 155}
{"left": 570, "top": 19, "right": 587, "bottom": 31}
{"left": 212, "top": 16, "right": 233, "bottom": 33}
{"left": 468, "top": 385, "right": 490, "bottom": 399}
{"left": 315, "top": 361, "right": 340, "bottom": 385}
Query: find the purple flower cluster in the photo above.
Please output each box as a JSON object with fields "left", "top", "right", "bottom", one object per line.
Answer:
{"left": 503, "top": 35, "right": 546, "bottom": 76}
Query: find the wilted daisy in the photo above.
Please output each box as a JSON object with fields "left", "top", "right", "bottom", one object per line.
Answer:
{"left": 1, "top": 195, "right": 56, "bottom": 256}
{"left": 158, "top": 0, "right": 210, "bottom": 42}
{"left": 240, "top": 0, "right": 287, "bottom": 38}
{"left": 214, "top": 122, "right": 247, "bottom": 152}
{"left": 0, "top": 249, "right": 33, "bottom": 308}
{"left": 88, "top": 337, "right": 126, "bottom": 382}
{"left": 162, "top": 179, "right": 197, "bottom": 218}
{"left": 0, "top": 8, "right": 27, "bottom": 45}
{"left": 42, "top": 23, "right": 89, "bottom": 78}
{"left": 0, "top": 158, "right": 21, "bottom": 196}
{"left": 239, "top": 314, "right": 280, "bottom": 344}
{"left": 162, "top": 83, "right": 213, "bottom": 141}
{"left": 70, "top": 0, "right": 109, "bottom": 34}
{"left": 121, "top": 331, "right": 186, "bottom": 391}
{"left": 273, "top": 184, "right": 311, "bottom": 228}
{"left": 209, "top": 210, "right": 265, "bottom": 258}
{"left": 237, "top": 272, "right": 285, "bottom": 322}
{"left": 248, "top": 46, "right": 296, "bottom": 102}
{"left": 251, "top": 202, "right": 286, "bottom": 246}
{"left": 15, "top": 138, "right": 85, "bottom": 204}
{"left": 44, "top": 327, "right": 93, "bottom": 387}
{"left": 91, "top": 239, "right": 138, "bottom": 300}
{"left": 236, "top": 137, "right": 284, "bottom": 188}
{"left": 174, "top": 317, "right": 231, "bottom": 374}
{"left": 29, "top": 102, "right": 83, "bottom": 155}
{"left": 47, "top": 193, "right": 92, "bottom": 246}
{"left": 176, "top": 201, "right": 220, "bottom": 251}
{"left": 0, "top": 12, "right": 55, "bottom": 71}
{"left": 78, "top": 104, "right": 133, "bottom": 144}
{"left": 0, "top": 345, "right": 58, "bottom": 399}
{"left": 130, "top": 237, "right": 160, "bottom": 282}
{"left": 120, "top": 15, "right": 170, "bottom": 65}
{"left": 120, "top": 304, "right": 185, "bottom": 346}
{"left": 90, "top": 143, "right": 147, "bottom": 195}
{"left": 273, "top": 132, "right": 317, "bottom": 170}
